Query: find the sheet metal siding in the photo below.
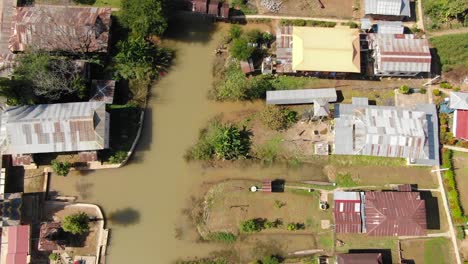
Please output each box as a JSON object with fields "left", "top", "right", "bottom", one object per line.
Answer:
{"left": 2, "top": 102, "right": 108, "bottom": 154}
{"left": 365, "top": 0, "right": 411, "bottom": 17}
{"left": 450, "top": 92, "right": 468, "bottom": 110}
{"left": 10, "top": 5, "right": 111, "bottom": 53}
{"left": 266, "top": 88, "right": 337, "bottom": 105}
{"left": 365, "top": 192, "right": 427, "bottom": 236}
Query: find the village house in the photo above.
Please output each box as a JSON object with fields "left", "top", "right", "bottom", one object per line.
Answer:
{"left": 0, "top": 102, "right": 110, "bottom": 168}
{"left": 333, "top": 98, "right": 439, "bottom": 166}
{"left": 449, "top": 91, "right": 468, "bottom": 141}
{"left": 0, "top": 225, "right": 31, "bottom": 264}
{"left": 10, "top": 5, "right": 111, "bottom": 54}
{"left": 266, "top": 88, "right": 337, "bottom": 118}
{"left": 364, "top": 0, "right": 411, "bottom": 21}
{"left": 368, "top": 34, "right": 431, "bottom": 77}
{"left": 336, "top": 253, "right": 384, "bottom": 264}
{"left": 276, "top": 27, "right": 361, "bottom": 75}
{"left": 334, "top": 190, "right": 427, "bottom": 236}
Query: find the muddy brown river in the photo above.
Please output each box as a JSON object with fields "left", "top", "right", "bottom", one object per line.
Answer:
{"left": 49, "top": 17, "right": 328, "bottom": 263}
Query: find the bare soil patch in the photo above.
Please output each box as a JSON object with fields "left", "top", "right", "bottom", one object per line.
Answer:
{"left": 395, "top": 90, "right": 429, "bottom": 108}
{"left": 256, "top": 0, "right": 356, "bottom": 19}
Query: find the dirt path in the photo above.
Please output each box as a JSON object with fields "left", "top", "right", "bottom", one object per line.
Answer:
{"left": 435, "top": 168, "right": 463, "bottom": 264}
{"left": 444, "top": 145, "right": 468, "bottom": 153}
{"left": 232, "top": 14, "right": 355, "bottom": 23}
{"left": 428, "top": 28, "right": 468, "bottom": 37}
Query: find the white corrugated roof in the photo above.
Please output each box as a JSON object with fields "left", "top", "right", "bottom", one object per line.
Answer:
{"left": 450, "top": 92, "right": 468, "bottom": 110}
{"left": 266, "top": 88, "right": 337, "bottom": 105}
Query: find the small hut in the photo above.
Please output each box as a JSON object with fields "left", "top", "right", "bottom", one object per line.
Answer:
{"left": 219, "top": 2, "right": 230, "bottom": 18}
{"left": 192, "top": 0, "right": 208, "bottom": 13}
{"left": 208, "top": 0, "right": 219, "bottom": 16}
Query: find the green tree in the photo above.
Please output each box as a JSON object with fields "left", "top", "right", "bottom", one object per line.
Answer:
{"left": 51, "top": 160, "right": 72, "bottom": 177}
{"left": 0, "top": 77, "right": 35, "bottom": 105}
{"left": 240, "top": 219, "right": 261, "bottom": 233}
{"left": 287, "top": 223, "right": 297, "bottom": 231}
{"left": 229, "top": 25, "right": 243, "bottom": 40}
{"left": 49, "top": 253, "right": 59, "bottom": 261}
{"left": 399, "top": 85, "right": 410, "bottom": 94}
{"left": 62, "top": 212, "right": 90, "bottom": 235}
{"left": 433, "top": 88, "right": 441, "bottom": 96}
{"left": 120, "top": 0, "right": 169, "bottom": 38}
{"left": 108, "top": 151, "right": 128, "bottom": 164}
{"left": 230, "top": 38, "right": 255, "bottom": 60}
{"left": 260, "top": 106, "right": 298, "bottom": 131}
{"left": 114, "top": 37, "right": 173, "bottom": 80}
{"left": 212, "top": 124, "right": 251, "bottom": 160}
{"left": 13, "top": 51, "right": 86, "bottom": 102}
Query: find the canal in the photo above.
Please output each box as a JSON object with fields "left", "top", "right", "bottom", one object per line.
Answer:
{"left": 50, "top": 16, "right": 326, "bottom": 263}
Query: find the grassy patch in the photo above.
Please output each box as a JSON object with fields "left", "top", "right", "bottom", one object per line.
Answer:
{"left": 280, "top": 19, "right": 336, "bottom": 27}
{"left": 207, "top": 232, "right": 237, "bottom": 243}
{"left": 430, "top": 34, "right": 468, "bottom": 72}
{"left": 424, "top": 238, "right": 452, "bottom": 264}
{"left": 254, "top": 136, "right": 283, "bottom": 165}
{"left": 329, "top": 155, "right": 406, "bottom": 167}
{"left": 441, "top": 149, "right": 466, "bottom": 224}
{"left": 336, "top": 173, "right": 358, "bottom": 187}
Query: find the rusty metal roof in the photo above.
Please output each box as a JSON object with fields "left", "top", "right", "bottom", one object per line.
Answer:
{"left": 9, "top": 5, "right": 111, "bottom": 53}
{"left": 365, "top": 192, "right": 427, "bottom": 236}
{"left": 276, "top": 26, "right": 293, "bottom": 73}
{"left": 369, "top": 34, "right": 431, "bottom": 73}
{"left": 0, "top": 102, "right": 109, "bottom": 155}
{"left": 192, "top": 0, "right": 208, "bottom": 13}
{"left": 334, "top": 192, "right": 363, "bottom": 234}
{"left": 208, "top": 0, "right": 219, "bottom": 15}
{"left": 337, "top": 253, "right": 383, "bottom": 264}
{"left": 38, "top": 222, "right": 65, "bottom": 251}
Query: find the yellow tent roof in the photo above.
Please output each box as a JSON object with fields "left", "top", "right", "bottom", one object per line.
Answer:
{"left": 292, "top": 27, "right": 361, "bottom": 73}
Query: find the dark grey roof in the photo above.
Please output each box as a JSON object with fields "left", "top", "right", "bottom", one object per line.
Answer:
{"left": 365, "top": 0, "right": 411, "bottom": 17}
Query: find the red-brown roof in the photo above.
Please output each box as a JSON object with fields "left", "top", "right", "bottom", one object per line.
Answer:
{"left": 337, "top": 253, "right": 383, "bottom": 264}
{"left": 455, "top": 110, "right": 468, "bottom": 140}
{"left": 38, "top": 222, "right": 66, "bottom": 251}
{"left": 192, "top": 0, "right": 208, "bottom": 13}
{"left": 365, "top": 192, "right": 427, "bottom": 236}
{"left": 10, "top": 5, "right": 111, "bottom": 53}
{"left": 334, "top": 195, "right": 362, "bottom": 234}
{"left": 208, "top": 1, "right": 219, "bottom": 16}
{"left": 220, "top": 3, "right": 230, "bottom": 18}
{"left": 6, "top": 225, "right": 30, "bottom": 264}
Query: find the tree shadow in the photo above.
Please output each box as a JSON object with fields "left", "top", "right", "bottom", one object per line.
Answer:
{"left": 108, "top": 207, "right": 141, "bottom": 226}
{"left": 419, "top": 191, "right": 440, "bottom": 230}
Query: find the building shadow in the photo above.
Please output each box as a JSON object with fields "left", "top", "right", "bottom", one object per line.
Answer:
{"left": 419, "top": 191, "right": 440, "bottom": 230}
{"left": 430, "top": 48, "right": 442, "bottom": 76}
{"left": 107, "top": 207, "right": 141, "bottom": 226}
{"left": 166, "top": 13, "right": 218, "bottom": 44}
{"left": 348, "top": 249, "right": 392, "bottom": 264}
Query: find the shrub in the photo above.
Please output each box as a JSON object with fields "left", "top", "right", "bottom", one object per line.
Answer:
{"left": 240, "top": 219, "right": 262, "bottom": 233}
{"left": 420, "top": 87, "right": 427, "bottom": 94}
{"left": 108, "top": 151, "right": 128, "bottom": 164}
{"left": 441, "top": 149, "right": 465, "bottom": 224}
{"left": 457, "top": 226, "right": 465, "bottom": 240}
{"left": 399, "top": 85, "right": 411, "bottom": 94}
{"left": 336, "top": 173, "right": 358, "bottom": 187}
{"left": 440, "top": 82, "right": 453, "bottom": 89}
{"left": 229, "top": 25, "right": 243, "bottom": 40}
{"left": 432, "top": 89, "right": 441, "bottom": 96}
{"left": 287, "top": 223, "right": 297, "bottom": 231}
{"left": 255, "top": 137, "right": 282, "bottom": 164}
{"left": 274, "top": 200, "right": 285, "bottom": 208}
{"left": 49, "top": 253, "right": 59, "bottom": 261}
{"left": 261, "top": 256, "right": 280, "bottom": 264}
{"left": 62, "top": 212, "right": 90, "bottom": 235}
{"left": 207, "top": 232, "right": 237, "bottom": 243}
{"left": 51, "top": 160, "right": 71, "bottom": 176}
{"left": 186, "top": 121, "right": 251, "bottom": 161}
{"left": 120, "top": 0, "right": 168, "bottom": 38}
{"left": 230, "top": 38, "right": 256, "bottom": 60}
{"left": 454, "top": 87, "right": 461, "bottom": 92}
{"left": 260, "top": 106, "right": 298, "bottom": 131}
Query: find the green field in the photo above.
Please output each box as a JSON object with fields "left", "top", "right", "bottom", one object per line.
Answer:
{"left": 430, "top": 33, "right": 468, "bottom": 72}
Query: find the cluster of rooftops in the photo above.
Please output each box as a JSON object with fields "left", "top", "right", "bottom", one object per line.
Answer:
{"left": 274, "top": 0, "right": 430, "bottom": 78}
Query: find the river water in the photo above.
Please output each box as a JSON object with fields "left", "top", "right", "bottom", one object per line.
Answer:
{"left": 50, "top": 16, "right": 327, "bottom": 263}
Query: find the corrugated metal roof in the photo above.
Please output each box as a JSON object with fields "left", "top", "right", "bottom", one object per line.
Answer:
{"left": 266, "top": 88, "right": 337, "bottom": 105}
{"left": 292, "top": 27, "right": 361, "bottom": 73}
{"left": 337, "top": 253, "right": 383, "bottom": 264}
{"left": 334, "top": 192, "right": 362, "bottom": 233}
{"left": 365, "top": 0, "right": 411, "bottom": 17}
{"left": 334, "top": 103, "right": 439, "bottom": 165}
{"left": 365, "top": 191, "right": 427, "bottom": 236}
{"left": 450, "top": 92, "right": 468, "bottom": 110}
{"left": 208, "top": 0, "right": 219, "bottom": 15}
{"left": 89, "top": 80, "right": 115, "bottom": 104}
{"left": 6, "top": 225, "right": 30, "bottom": 264}
{"left": 377, "top": 21, "right": 404, "bottom": 34}
{"left": 9, "top": 5, "right": 111, "bottom": 53}
{"left": 369, "top": 34, "right": 431, "bottom": 74}
{"left": 276, "top": 26, "right": 293, "bottom": 73}
{"left": 454, "top": 110, "right": 468, "bottom": 140}
{"left": 352, "top": 97, "right": 369, "bottom": 105}
{"left": 0, "top": 102, "right": 109, "bottom": 155}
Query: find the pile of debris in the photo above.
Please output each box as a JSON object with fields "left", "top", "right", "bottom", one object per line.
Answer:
{"left": 261, "top": 0, "right": 282, "bottom": 13}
